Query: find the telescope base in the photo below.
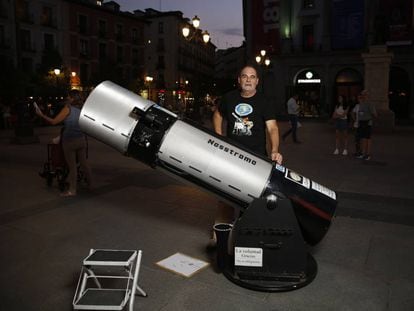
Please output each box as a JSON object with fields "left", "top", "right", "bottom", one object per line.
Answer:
{"left": 222, "top": 253, "right": 317, "bottom": 292}
{"left": 215, "top": 197, "right": 318, "bottom": 292}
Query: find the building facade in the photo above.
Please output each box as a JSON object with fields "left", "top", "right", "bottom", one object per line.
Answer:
{"left": 0, "top": 0, "right": 215, "bottom": 115}
{"left": 243, "top": 0, "right": 414, "bottom": 122}
{"left": 134, "top": 8, "right": 216, "bottom": 111}
{"left": 0, "top": 0, "right": 147, "bottom": 96}
{"left": 214, "top": 44, "right": 246, "bottom": 95}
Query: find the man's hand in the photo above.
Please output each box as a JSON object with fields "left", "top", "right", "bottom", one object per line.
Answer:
{"left": 271, "top": 151, "right": 283, "bottom": 164}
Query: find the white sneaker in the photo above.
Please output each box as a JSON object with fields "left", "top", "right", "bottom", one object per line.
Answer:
{"left": 333, "top": 149, "right": 339, "bottom": 155}
{"left": 342, "top": 149, "right": 348, "bottom": 155}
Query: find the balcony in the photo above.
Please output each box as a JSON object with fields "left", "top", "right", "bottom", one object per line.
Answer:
{"left": 19, "top": 13, "right": 34, "bottom": 24}
{"left": 79, "top": 51, "right": 90, "bottom": 59}
{"left": 0, "top": 5, "right": 8, "bottom": 18}
{"left": 21, "top": 42, "right": 36, "bottom": 53}
{"left": 116, "top": 33, "right": 123, "bottom": 42}
{"left": 131, "top": 37, "right": 141, "bottom": 45}
{"left": 0, "top": 38, "right": 11, "bottom": 49}
{"left": 98, "top": 29, "right": 106, "bottom": 38}
{"left": 40, "top": 17, "right": 57, "bottom": 28}
{"left": 156, "top": 62, "right": 165, "bottom": 70}
{"left": 78, "top": 25, "right": 88, "bottom": 35}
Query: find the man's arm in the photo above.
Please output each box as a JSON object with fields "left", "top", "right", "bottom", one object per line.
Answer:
{"left": 212, "top": 109, "right": 223, "bottom": 135}
{"left": 265, "top": 119, "right": 283, "bottom": 164}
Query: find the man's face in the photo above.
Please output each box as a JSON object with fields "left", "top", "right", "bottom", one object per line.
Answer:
{"left": 238, "top": 67, "right": 259, "bottom": 93}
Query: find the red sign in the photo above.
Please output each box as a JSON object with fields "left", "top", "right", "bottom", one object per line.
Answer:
{"left": 251, "top": 0, "right": 281, "bottom": 54}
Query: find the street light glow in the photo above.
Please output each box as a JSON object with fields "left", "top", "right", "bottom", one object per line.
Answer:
{"left": 181, "top": 15, "right": 210, "bottom": 44}
{"left": 260, "top": 49, "right": 266, "bottom": 57}
{"left": 255, "top": 56, "right": 261, "bottom": 64}
{"left": 54, "top": 68, "right": 61, "bottom": 76}
{"left": 192, "top": 15, "right": 200, "bottom": 28}
{"left": 182, "top": 26, "right": 190, "bottom": 38}
{"left": 202, "top": 31, "right": 210, "bottom": 43}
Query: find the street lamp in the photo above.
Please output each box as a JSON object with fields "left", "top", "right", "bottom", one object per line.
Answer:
{"left": 255, "top": 50, "right": 271, "bottom": 93}
{"left": 145, "top": 76, "right": 153, "bottom": 100}
{"left": 182, "top": 15, "right": 210, "bottom": 44}
{"left": 255, "top": 50, "right": 270, "bottom": 67}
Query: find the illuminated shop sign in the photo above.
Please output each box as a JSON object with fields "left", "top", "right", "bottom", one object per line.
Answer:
{"left": 298, "top": 71, "right": 321, "bottom": 84}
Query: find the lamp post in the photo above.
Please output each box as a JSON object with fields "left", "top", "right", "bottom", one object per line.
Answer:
{"left": 145, "top": 76, "right": 153, "bottom": 100}
{"left": 181, "top": 15, "right": 211, "bottom": 118}
{"left": 54, "top": 68, "right": 61, "bottom": 101}
{"left": 182, "top": 15, "right": 210, "bottom": 44}
{"left": 255, "top": 50, "right": 271, "bottom": 94}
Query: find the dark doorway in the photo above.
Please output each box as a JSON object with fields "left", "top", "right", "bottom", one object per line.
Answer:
{"left": 389, "top": 67, "right": 410, "bottom": 120}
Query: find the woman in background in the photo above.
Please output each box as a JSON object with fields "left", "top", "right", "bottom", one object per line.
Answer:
{"left": 35, "top": 90, "right": 92, "bottom": 196}
{"left": 332, "top": 95, "right": 349, "bottom": 156}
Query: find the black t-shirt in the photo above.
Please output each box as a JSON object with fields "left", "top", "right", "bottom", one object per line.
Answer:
{"left": 218, "top": 90, "right": 275, "bottom": 156}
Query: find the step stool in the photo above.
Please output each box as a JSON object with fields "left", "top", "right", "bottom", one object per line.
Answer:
{"left": 73, "top": 249, "right": 147, "bottom": 311}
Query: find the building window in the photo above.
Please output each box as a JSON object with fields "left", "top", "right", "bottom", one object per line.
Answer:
{"left": 99, "top": 43, "right": 106, "bottom": 59}
{"left": 132, "top": 48, "right": 138, "bottom": 65}
{"left": 117, "top": 46, "right": 123, "bottom": 62}
{"left": 98, "top": 20, "right": 106, "bottom": 37}
{"left": 78, "top": 15, "right": 88, "bottom": 34}
{"left": 0, "top": 25, "right": 5, "bottom": 46}
{"left": 18, "top": 0, "right": 33, "bottom": 23}
{"left": 157, "top": 38, "right": 164, "bottom": 52}
{"left": 44, "top": 33, "right": 54, "bottom": 50}
{"left": 157, "top": 55, "right": 165, "bottom": 69}
{"left": 80, "top": 63, "right": 89, "bottom": 84}
{"left": 302, "top": 24, "right": 314, "bottom": 51}
{"left": 21, "top": 57, "right": 33, "bottom": 73}
{"left": 40, "top": 5, "right": 54, "bottom": 27}
{"left": 20, "top": 29, "right": 32, "bottom": 51}
{"left": 80, "top": 39, "right": 88, "bottom": 56}
{"left": 158, "top": 22, "right": 164, "bottom": 34}
{"left": 0, "top": 1, "right": 7, "bottom": 18}
{"left": 116, "top": 24, "right": 123, "bottom": 41}
{"left": 303, "top": 0, "right": 315, "bottom": 9}
{"left": 131, "top": 28, "right": 138, "bottom": 43}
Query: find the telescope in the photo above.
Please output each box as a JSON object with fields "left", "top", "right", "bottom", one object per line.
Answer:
{"left": 79, "top": 81, "right": 337, "bottom": 292}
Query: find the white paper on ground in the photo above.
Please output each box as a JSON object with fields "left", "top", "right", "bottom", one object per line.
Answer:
{"left": 156, "top": 252, "right": 209, "bottom": 277}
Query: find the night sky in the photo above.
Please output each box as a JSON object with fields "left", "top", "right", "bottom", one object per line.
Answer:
{"left": 114, "top": 0, "right": 244, "bottom": 49}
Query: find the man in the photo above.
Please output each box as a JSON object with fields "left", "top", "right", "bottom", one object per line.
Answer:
{"left": 210, "top": 64, "right": 283, "bottom": 246}
{"left": 356, "top": 90, "right": 377, "bottom": 160}
{"left": 282, "top": 94, "right": 301, "bottom": 143}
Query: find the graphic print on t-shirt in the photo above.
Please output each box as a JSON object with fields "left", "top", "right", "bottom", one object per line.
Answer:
{"left": 232, "top": 103, "right": 253, "bottom": 136}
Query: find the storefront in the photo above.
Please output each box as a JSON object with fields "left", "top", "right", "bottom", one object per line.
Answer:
{"left": 295, "top": 69, "right": 322, "bottom": 117}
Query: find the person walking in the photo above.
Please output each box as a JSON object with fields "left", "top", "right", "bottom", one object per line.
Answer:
{"left": 351, "top": 95, "right": 362, "bottom": 157}
{"left": 282, "top": 94, "right": 301, "bottom": 143}
{"left": 35, "top": 89, "right": 93, "bottom": 196}
{"left": 355, "top": 90, "right": 377, "bottom": 160}
{"left": 332, "top": 95, "right": 349, "bottom": 155}
{"left": 209, "top": 64, "right": 283, "bottom": 247}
